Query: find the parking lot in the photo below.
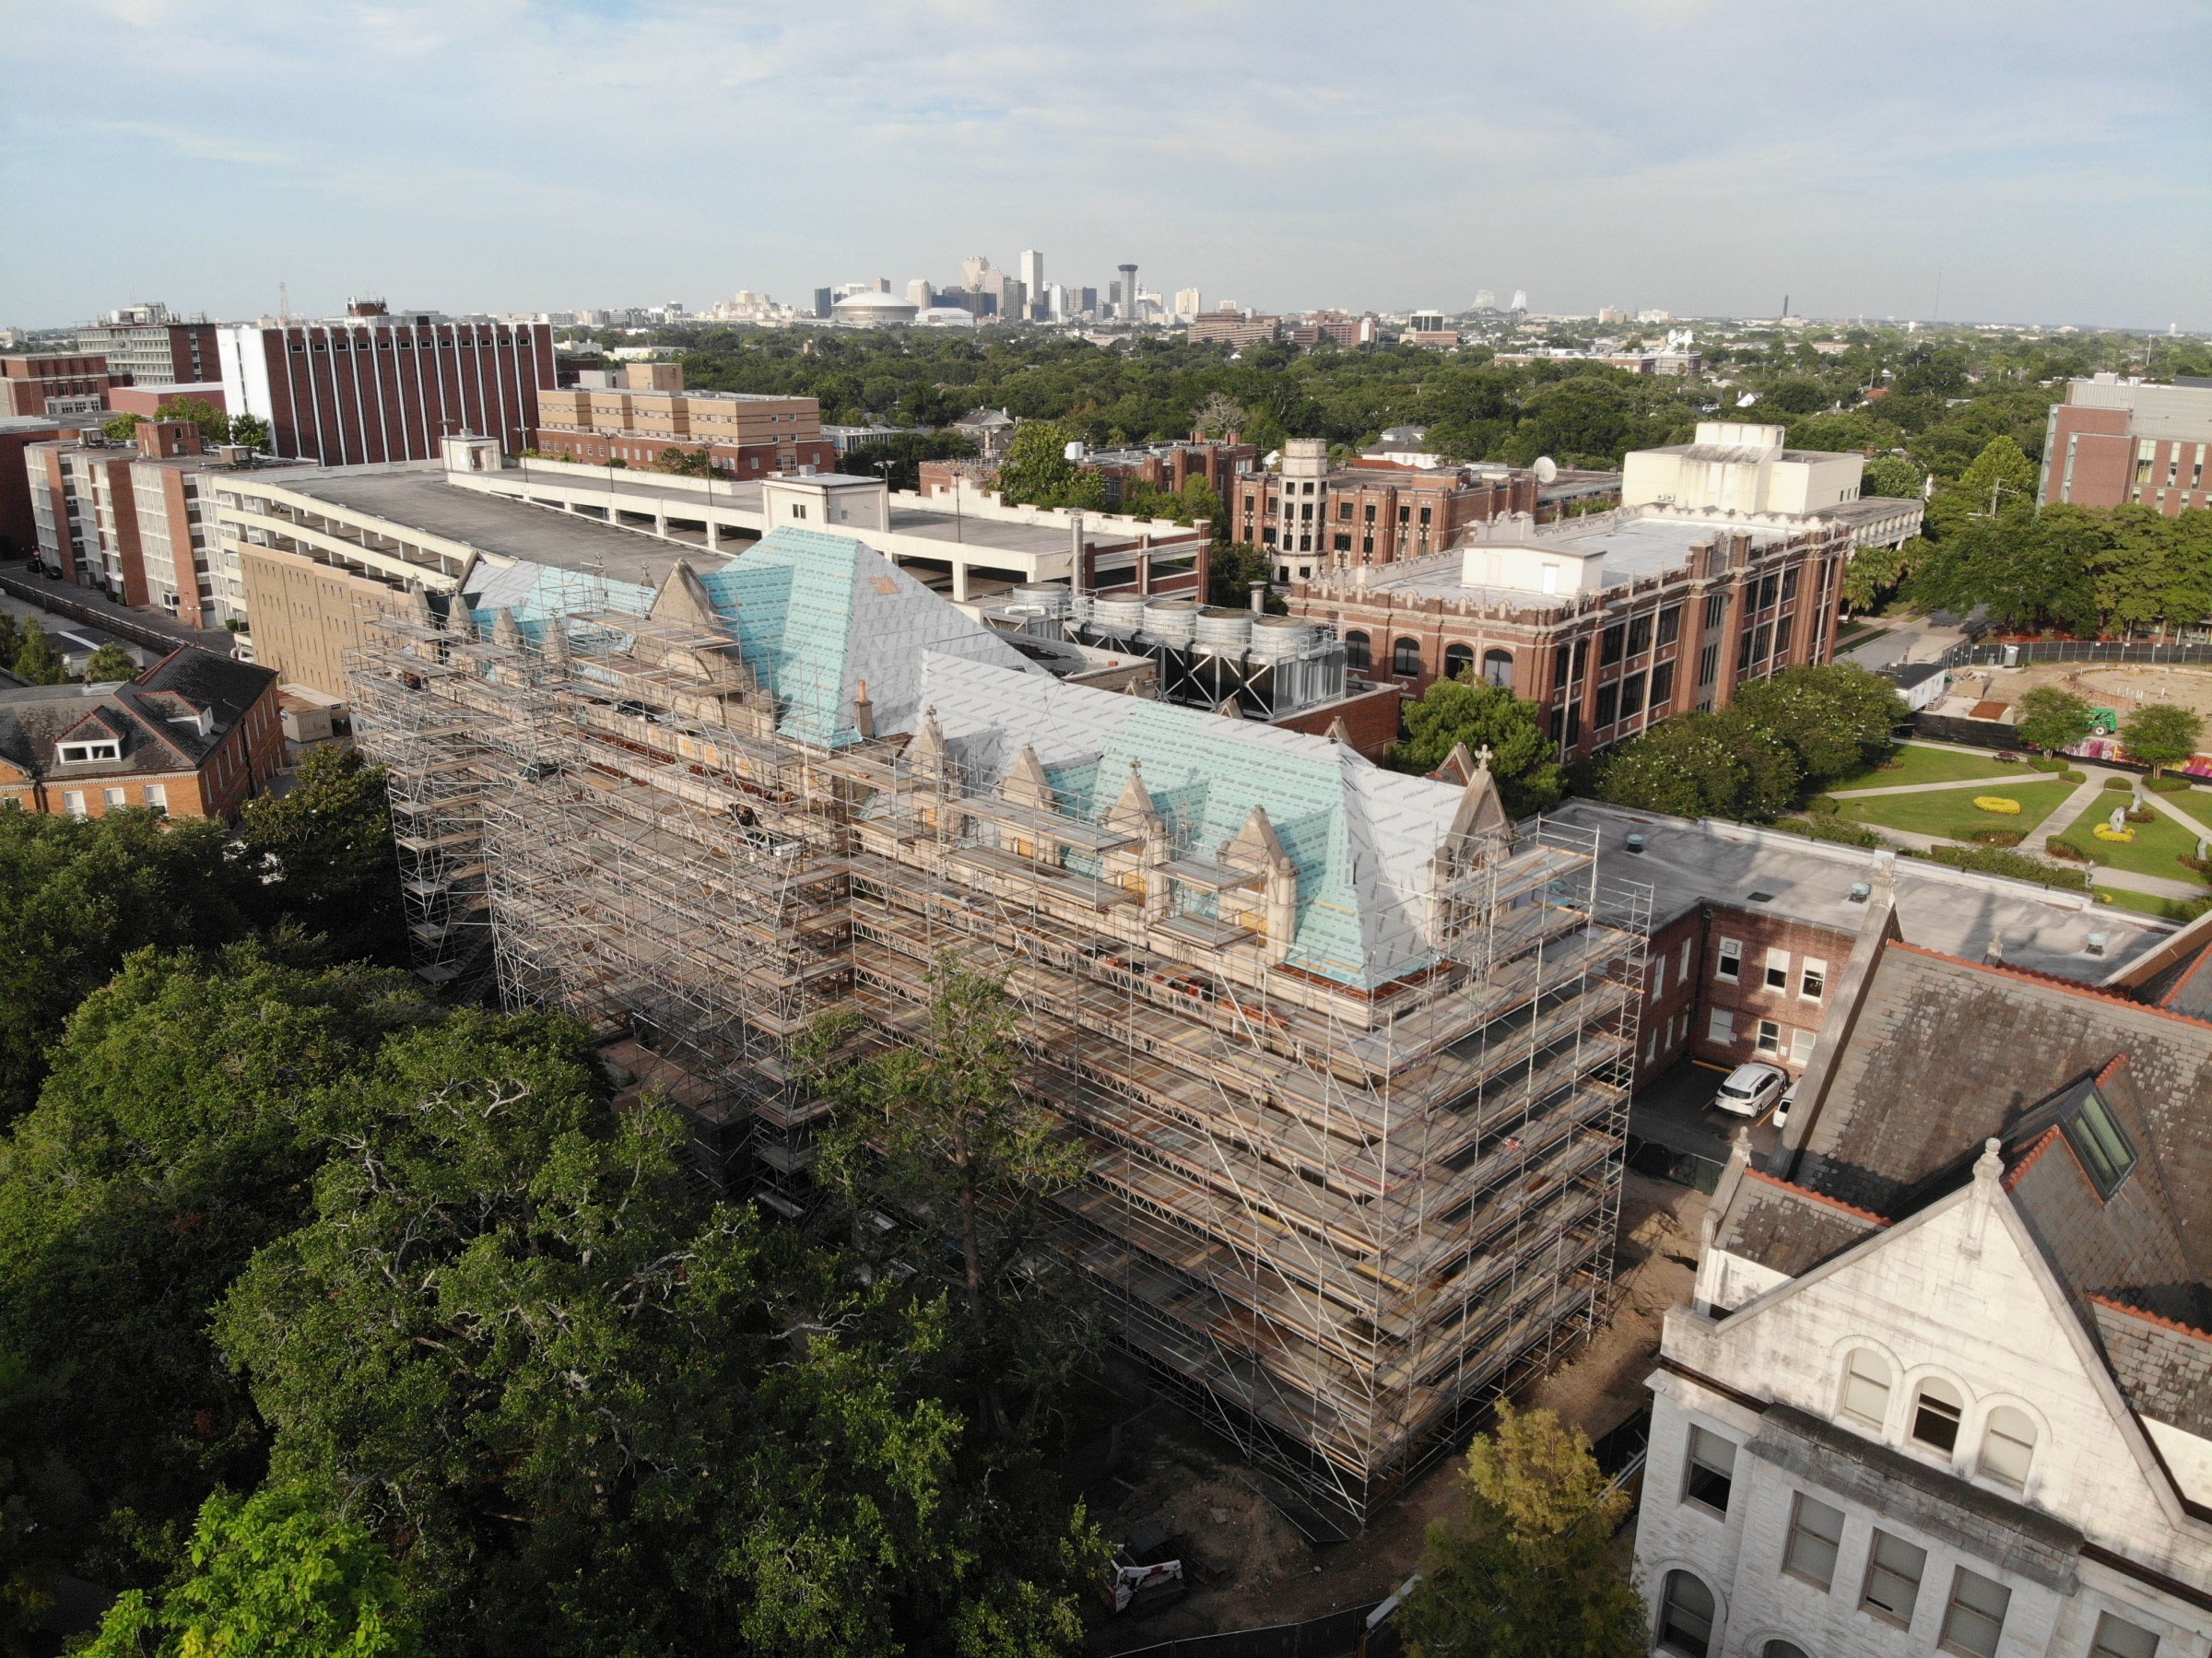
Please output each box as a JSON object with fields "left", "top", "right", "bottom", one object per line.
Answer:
{"left": 1628, "top": 1058, "right": 1784, "bottom": 1181}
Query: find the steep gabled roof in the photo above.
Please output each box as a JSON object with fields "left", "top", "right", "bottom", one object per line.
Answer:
{"left": 0, "top": 647, "right": 272, "bottom": 782}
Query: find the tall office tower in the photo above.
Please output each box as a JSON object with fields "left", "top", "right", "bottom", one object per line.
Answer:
{"left": 962, "top": 254, "right": 992, "bottom": 289}
{"left": 1019, "top": 249, "right": 1043, "bottom": 306}
{"left": 1509, "top": 289, "right": 1528, "bottom": 312}
{"left": 1045, "top": 283, "right": 1066, "bottom": 321}
{"left": 812, "top": 288, "right": 833, "bottom": 319}
{"left": 1119, "top": 263, "right": 1139, "bottom": 321}
{"left": 907, "top": 279, "right": 934, "bottom": 311}
{"left": 1174, "top": 287, "right": 1202, "bottom": 321}
{"left": 1474, "top": 288, "right": 1497, "bottom": 310}
{"left": 216, "top": 301, "right": 553, "bottom": 466}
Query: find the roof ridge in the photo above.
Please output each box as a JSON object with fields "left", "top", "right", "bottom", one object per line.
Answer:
{"left": 1743, "top": 1167, "right": 1893, "bottom": 1227}
{"left": 1886, "top": 940, "right": 2212, "bottom": 1030}
{"left": 2088, "top": 1292, "right": 2212, "bottom": 1345}
{"left": 2002, "top": 1124, "right": 2065, "bottom": 1194}
{"left": 2161, "top": 937, "right": 2212, "bottom": 1010}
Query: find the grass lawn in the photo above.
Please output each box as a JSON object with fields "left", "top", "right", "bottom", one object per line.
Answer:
{"left": 1836, "top": 778, "right": 2079, "bottom": 841}
{"left": 1831, "top": 743, "right": 2030, "bottom": 793}
{"left": 2096, "top": 886, "right": 2212, "bottom": 923}
{"left": 2056, "top": 798, "right": 2212, "bottom": 883}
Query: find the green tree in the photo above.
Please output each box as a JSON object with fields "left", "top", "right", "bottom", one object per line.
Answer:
{"left": 1728, "top": 664, "right": 1902, "bottom": 785}
{"left": 2015, "top": 685, "right": 2095, "bottom": 758}
{"left": 152, "top": 397, "right": 231, "bottom": 447}
{"left": 1953, "top": 434, "right": 2039, "bottom": 517}
{"left": 992, "top": 421, "right": 1084, "bottom": 509}
{"left": 1594, "top": 711, "right": 1802, "bottom": 822}
{"left": 84, "top": 1483, "right": 424, "bottom": 1658}
{"left": 11, "top": 619, "right": 66, "bottom": 686}
{"left": 813, "top": 960, "right": 1094, "bottom": 1440}
{"left": 1207, "top": 541, "right": 1282, "bottom": 612}
{"left": 229, "top": 414, "right": 272, "bottom": 453}
{"left": 2120, "top": 702, "right": 2203, "bottom": 780}
{"left": 1862, "top": 455, "right": 1924, "bottom": 500}
{"left": 101, "top": 413, "right": 144, "bottom": 444}
{"left": 0, "top": 948, "right": 430, "bottom": 1586}
{"left": 238, "top": 747, "right": 405, "bottom": 962}
{"left": 1841, "top": 539, "right": 1912, "bottom": 614}
{"left": 1400, "top": 1404, "right": 1642, "bottom": 1658}
{"left": 1387, "top": 677, "right": 1565, "bottom": 817}
{"left": 0, "top": 810, "right": 254, "bottom": 1122}
{"left": 82, "top": 642, "right": 139, "bottom": 683}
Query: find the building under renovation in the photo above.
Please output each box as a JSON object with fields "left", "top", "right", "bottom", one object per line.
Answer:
{"left": 348, "top": 523, "right": 1652, "bottom": 1522}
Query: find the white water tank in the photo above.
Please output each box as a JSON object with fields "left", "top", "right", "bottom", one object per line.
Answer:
{"left": 1091, "top": 594, "right": 1147, "bottom": 635}
{"left": 1012, "top": 582, "right": 1070, "bottom": 618}
{"left": 1141, "top": 599, "right": 1198, "bottom": 648}
{"left": 1247, "top": 616, "right": 1317, "bottom": 661}
{"left": 1194, "top": 606, "right": 1252, "bottom": 655}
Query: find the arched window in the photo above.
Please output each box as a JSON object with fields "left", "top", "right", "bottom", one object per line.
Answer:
{"left": 1763, "top": 1642, "right": 1812, "bottom": 1658}
{"left": 1977, "top": 1405, "right": 2037, "bottom": 1491}
{"left": 1342, "top": 630, "right": 1371, "bottom": 672}
{"left": 1838, "top": 1348, "right": 1892, "bottom": 1430}
{"left": 1657, "top": 1571, "right": 1716, "bottom": 1658}
{"left": 1911, "top": 1378, "right": 1965, "bottom": 1454}
{"left": 1393, "top": 636, "right": 1422, "bottom": 676}
{"left": 1482, "top": 647, "right": 1514, "bottom": 688}
{"left": 1444, "top": 642, "right": 1475, "bottom": 681}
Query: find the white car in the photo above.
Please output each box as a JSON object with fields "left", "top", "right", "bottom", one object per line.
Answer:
{"left": 1713, "top": 1062, "right": 1788, "bottom": 1119}
{"left": 1773, "top": 1078, "right": 1799, "bottom": 1133}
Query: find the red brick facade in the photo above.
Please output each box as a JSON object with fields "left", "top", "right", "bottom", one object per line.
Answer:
{"left": 1630, "top": 903, "right": 1850, "bottom": 1088}
{"left": 1, "top": 353, "right": 118, "bottom": 417}
{"left": 1235, "top": 466, "right": 1547, "bottom": 574}
{"left": 2042, "top": 400, "right": 2211, "bottom": 516}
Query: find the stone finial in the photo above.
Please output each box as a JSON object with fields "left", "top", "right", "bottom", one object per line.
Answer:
{"left": 1973, "top": 1135, "right": 2005, "bottom": 1187}
{"left": 1476, "top": 742, "right": 1493, "bottom": 774}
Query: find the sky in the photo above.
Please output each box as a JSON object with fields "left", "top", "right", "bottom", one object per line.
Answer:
{"left": 3, "top": 0, "right": 2207, "bottom": 332}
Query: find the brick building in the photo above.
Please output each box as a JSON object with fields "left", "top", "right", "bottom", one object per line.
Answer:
{"left": 2040, "top": 376, "right": 2212, "bottom": 516}
{"left": 1637, "top": 896, "right": 2212, "bottom": 1658}
{"left": 76, "top": 303, "right": 219, "bottom": 389}
{"left": 1288, "top": 505, "right": 1849, "bottom": 760}
{"left": 0, "top": 647, "right": 282, "bottom": 820}
{"left": 1, "top": 351, "right": 118, "bottom": 418}
{"left": 1187, "top": 311, "right": 1281, "bottom": 346}
{"left": 0, "top": 415, "right": 88, "bottom": 559}
{"left": 1233, "top": 439, "right": 1615, "bottom": 583}
{"left": 532, "top": 364, "right": 833, "bottom": 476}
{"left": 1071, "top": 436, "right": 1258, "bottom": 502}
{"left": 215, "top": 300, "right": 555, "bottom": 465}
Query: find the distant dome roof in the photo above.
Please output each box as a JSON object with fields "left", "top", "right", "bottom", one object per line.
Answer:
{"left": 832, "top": 291, "right": 917, "bottom": 313}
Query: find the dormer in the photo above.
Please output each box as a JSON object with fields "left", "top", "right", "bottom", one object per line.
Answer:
{"left": 53, "top": 706, "right": 133, "bottom": 767}
{"left": 138, "top": 690, "right": 215, "bottom": 739}
{"left": 1218, "top": 805, "right": 1298, "bottom": 963}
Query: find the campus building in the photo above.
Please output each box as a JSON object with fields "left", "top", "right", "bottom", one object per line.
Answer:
{"left": 214, "top": 300, "right": 555, "bottom": 465}
{"left": 1635, "top": 893, "right": 2212, "bottom": 1658}
{"left": 75, "top": 303, "right": 219, "bottom": 389}
{"left": 1622, "top": 422, "right": 1925, "bottom": 551}
{"left": 0, "top": 647, "right": 282, "bottom": 820}
{"left": 1286, "top": 505, "right": 1853, "bottom": 759}
{"left": 1, "top": 351, "right": 118, "bottom": 418}
{"left": 530, "top": 364, "right": 833, "bottom": 476}
{"left": 2040, "top": 377, "right": 2212, "bottom": 517}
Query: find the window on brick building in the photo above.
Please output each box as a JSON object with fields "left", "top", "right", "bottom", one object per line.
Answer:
{"left": 1398, "top": 505, "right": 1410, "bottom": 524}
{"left": 1482, "top": 648, "right": 1512, "bottom": 688}
{"left": 1782, "top": 1492, "right": 1845, "bottom": 1589}
{"left": 1649, "top": 661, "right": 1675, "bottom": 712}
{"left": 1627, "top": 613, "right": 1653, "bottom": 656}
{"left": 1800, "top": 958, "right": 1827, "bottom": 1000}
{"left": 1756, "top": 1019, "right": 1782, "bottom": 1053}
{"left": 1444, "top": 643, "right": 1474, "bottom": 681}
{"left": 1393, "top": 637, "right": 1421, "bottom": 676}
{"left": 1334, "top": 533, "right": 1351, "bottom": 551}
{"left": 1363, "top": 503, "right": 1376, "bottom": 522}
{"left": 1715, "top": 938, "right": 1742, "bottom": 981}
{"left": 1600, "top": 623, "right": 1625, "bottom": 666}
{"left": 1704, "top": 592, "right": 1726, "bottom": 630}
{"left": 1339, "top": 501, "right": 1353, "bottom": 520}
{"left": 1765, "top": 948, "right": 1790, "bottom": 990}
{"left": 142, "top": 783, "right": 167, "bottom": 812}
{"left": 1708, "top": 1008, "right": 1734, "bottom": 1042}
{"left": 1618, "top": 673, "right": 1646, "bottom": 720}
{"left": 1594, "top": 683, "right": 1618, "bottom": 728}
{"left": 1342, "top": 631, "right": 1370, "bottom": 672}
{"left": 1418, "top": 505, "right": 1431, "bottom": 525}
{"left": 1657, "top": 605, "right": 1682, "bottom": 645}
{"left": 1782, "top": 565, "right": 1800, "bottom": 603}
{"left": 1697, "top": 641, "right": 1720, "bottom": 688}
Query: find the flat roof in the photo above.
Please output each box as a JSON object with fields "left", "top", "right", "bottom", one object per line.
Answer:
{"left": 274, "top": 465, "right": 706, "bottom": 586}
{"left": 1550, "top": 799, "right": 2166, "bottom": 982}
{"left": 1370, "top": 510, "right": 1794, "bottom": 611}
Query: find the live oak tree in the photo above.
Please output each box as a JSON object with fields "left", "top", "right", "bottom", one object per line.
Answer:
{"left": 237, "top": 746, "right": 406, "bottom": 963}
{"left": 1388, "top": 677, "right": 1566, "bottom": 817}
{"left": 1727, "top": 664, "right": 1903, "bottom": 785}
{"left": 1594, "top": 710, "right": 1803, "bottom": 822}
{"left": 2015, "top": 685, "right": 2096, "bottom": 758}
{"left": 2120, "top": 702, "right": 2204, "bottom": 781}
{"left": 1402, "top": 1404, "right": 1643, "bottom": 1658}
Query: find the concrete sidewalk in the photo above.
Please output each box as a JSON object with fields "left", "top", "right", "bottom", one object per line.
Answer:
{"left": 0, "top": 564, "right": 236, "bottom": 655}
{"left": 1833, "top": 773, "right": 2046, "bottom": 799}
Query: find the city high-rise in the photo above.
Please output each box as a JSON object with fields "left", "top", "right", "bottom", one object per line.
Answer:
{"left": 1019, "top": 250, "right": 1043, "bottom": 319}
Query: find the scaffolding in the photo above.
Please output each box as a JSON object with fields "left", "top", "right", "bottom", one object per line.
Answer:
{"left": 348, "top": 599, "right": 1648, "bottom": 1523}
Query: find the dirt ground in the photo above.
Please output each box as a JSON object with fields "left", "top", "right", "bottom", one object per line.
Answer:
{"left": 1954, "top": 661, "right": 2212, "bottom": 724}
{"left": 1083, "top": 1172, "right": 1707, "bottom": 1652}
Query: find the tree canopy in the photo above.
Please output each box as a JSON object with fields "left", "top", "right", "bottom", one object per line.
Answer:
{"left": 2120, "top": 702, "right": 2204, "bottom": 779}
{"left": 1593, "top": 709, "right": 1803, "bottom": 822}
{"left": 2014, "top": 685, "right": 2095, "bottom": 757}
{"left": 1387, "top": 677, "right": 1566, "bottom": 817}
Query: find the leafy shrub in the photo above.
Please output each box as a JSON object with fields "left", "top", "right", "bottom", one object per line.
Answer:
{"left": 2059, "top": 769, "right": 2087, "bottom": 783}
{"left": 2101, "top": 776, "right": 2134, "bottom": 792}
{"left": 1972, "top": 795, "right": 2023, "bottom": 815}
{"left": 1925, "top": 843, "right": 2090, "bottom": 889}
{"left": 1969, "top": 829, "right": 2023, "bottom": 847}
{"left": 2147, "top": 775, "right": 2199, "bottom": 794}
{"left": 1808, "top": 794, "right": 1841, "bottom": 816}
{"left": 2044, "top": 836, "right": 2090, "bottom": 863}
{"left": 2124, "top": 804, "right": 2155, "bottom": 824}
{"left": 2029, "top": 757, "right": 2068, "bottom": 773}
{"left": 1771, "top": 816, "right": 1882, "bottom": 849}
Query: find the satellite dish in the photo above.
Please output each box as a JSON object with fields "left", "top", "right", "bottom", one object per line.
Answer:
{"left": 1533, "top": 455, "right": 1559, "bottom": 484}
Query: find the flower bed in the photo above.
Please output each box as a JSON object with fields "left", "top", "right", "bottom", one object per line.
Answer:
{"left": 1973, "top": 795, "right": 2023, "bottom": 815}
{"left": 2094, "top": 823, "right": 2137, "bottom": 843}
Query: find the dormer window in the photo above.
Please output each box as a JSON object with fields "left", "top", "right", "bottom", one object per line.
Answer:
{"left": 57, "top": 739, "right": 122, "bottom": 764}
{"left": 2065, "top": 1088, "right": 2136, "bottom": 1198}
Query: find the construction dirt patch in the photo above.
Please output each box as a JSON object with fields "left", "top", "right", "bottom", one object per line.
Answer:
{"left": 1083, "top": 1172, "right": 1706, "bottom": 1652}
{"left": 1956, "top": 661, "right": 2212, "bottom": 727}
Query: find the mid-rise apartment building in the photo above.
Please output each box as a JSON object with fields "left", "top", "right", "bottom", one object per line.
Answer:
{"left": 215, "top": 300, "right": 554, "bottom": 465}
{"left": 76, "top": 303, "right": 219, "bottom": 389}
{"left": 25, "top": 421, "right": 269, "bottom": 625}
{"left": 2041, "top": 377, "right": 2212, "bottom": 516}
{"left": 2, "top": 351, "right": 119, "bottom": 418}
{"left": 1636, "top": 894, "right": 2212, "bottom": 1658}
{"left": 531, "top": 364, "right": 832, "bottom": 476}
{"left": 1286, "top": 505, "right": 1852, "bottom": 758}
{"left": 1189, "top": 311, "right": 1282, "bottom": 347}
{"left": 0, "top": 415, "right": 88, "bottom": 559}
{"left": 0, "top": 647, "right": 282, "bottom": 820}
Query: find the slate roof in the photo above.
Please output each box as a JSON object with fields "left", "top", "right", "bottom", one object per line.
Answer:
{"left": 1712, "top": 1170, "right": 1887, "bottom": 1278}
{"left": 2089, "top": 1298, "right": 2212, "bottom": 1440}
{"left": 0, "top": 647, "right": 274, "bottom": 783}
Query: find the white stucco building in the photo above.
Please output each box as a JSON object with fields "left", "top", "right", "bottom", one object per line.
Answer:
{"left": 1623, "top": 422, "right": 1924, "bottom": 551}
{"left": 1635, "top": 897, "right": 2212, "bottom": 1658}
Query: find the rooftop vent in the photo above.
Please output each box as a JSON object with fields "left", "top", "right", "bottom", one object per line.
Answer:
{"left": 1746, "top": 889, "right": 1776, "bottom": 903}
{"left": 1847, "top": 881, "right": 1872, "bottom": 903}
{"left": 1624, "top": 832, "right": 1646, "bottom": 854}
{"left": 2086, "top": 932, "right": 2108, "bottom": 957}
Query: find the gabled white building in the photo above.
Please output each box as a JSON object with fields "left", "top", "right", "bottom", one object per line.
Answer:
{"left": 1636, "top": 898, "right": 2212, "bottom": 1658}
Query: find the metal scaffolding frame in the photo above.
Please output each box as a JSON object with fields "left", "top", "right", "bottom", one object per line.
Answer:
{"left": 347, "top": 599, "right": 1648, "bottom": 1523}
